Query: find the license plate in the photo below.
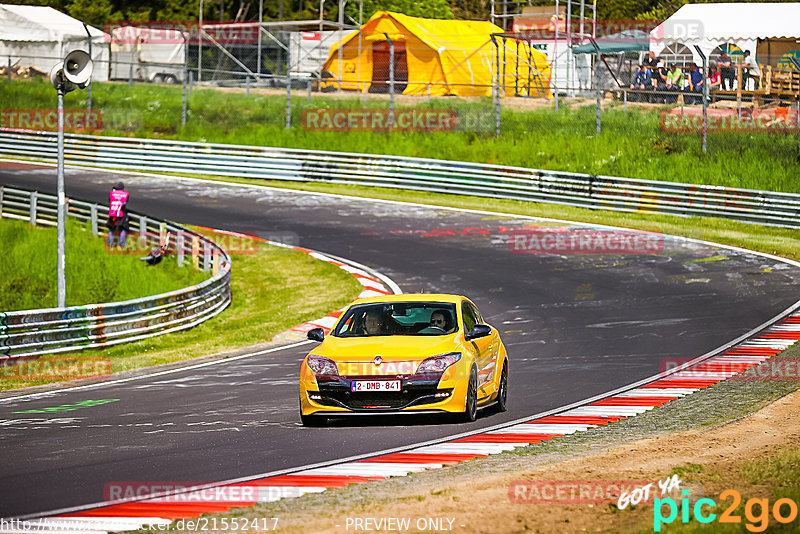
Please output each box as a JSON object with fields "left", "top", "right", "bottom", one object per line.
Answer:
{"left": 350, "top": 380, "right": 401, "bottom": 392}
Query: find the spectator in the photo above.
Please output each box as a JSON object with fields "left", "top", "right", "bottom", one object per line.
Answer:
{"left": 686, "top": 63, "right": 704, "bottom": 104}
{"left": 665, "top": 63, "right": 683, "bottom": 103}
{"left": 718, "top": 50, "right": 734, "bottom": 90}
{"left": 743, "top": 50, "right": 761, "bottom": 90}
{"left": 106, "top": 182, "right": 129, "bottom": 248}
{"left": 708, "top": 63, "right": 721, "bottom": 90}
{"left": 644, "top": 51, "right": 658, "bottom": 70}
{"left": 653, "top": 59, "right": 669, "bottom": 102}
{"left": 630, "top": 64, "right": 651, "bottom": 101}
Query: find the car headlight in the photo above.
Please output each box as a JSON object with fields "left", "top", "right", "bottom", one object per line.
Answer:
{"left": 306, "top": 354, "right": 340, "bottom": 377}
{"left": 416, "top": 352, "right": 461, "bottom": 375}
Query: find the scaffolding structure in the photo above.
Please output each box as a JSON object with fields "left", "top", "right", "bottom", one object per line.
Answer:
{"left": 196, "top": 0, "right": 361, "bottom": 84}
{"left": 491, "top": 0, "right": 597, "bottom": 97}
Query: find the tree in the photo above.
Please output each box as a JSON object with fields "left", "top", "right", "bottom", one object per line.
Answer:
{"left": 67, "top": 0, "right": 117, "bottom": 27}
{"left": 449, "top": 0, "right": 488, "bottom": 20}
{"left": 344, "top": 0, "right": 453, "bottom": 24}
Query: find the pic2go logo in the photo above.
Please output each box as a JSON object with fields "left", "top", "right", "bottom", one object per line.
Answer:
{"left": 654, "top": 489, "right": 799, "bottom": 532}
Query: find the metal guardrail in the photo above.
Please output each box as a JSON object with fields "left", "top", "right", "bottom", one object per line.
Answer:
{"left": 1, "top": 130, "right": 799, "bottom": 229}
{"left": 0, "top": 185, "right": 232, "bottom": 361}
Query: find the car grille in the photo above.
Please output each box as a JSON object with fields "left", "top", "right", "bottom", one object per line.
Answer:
{"left": 316, "top": 383, "right": 452, "bottom": 410}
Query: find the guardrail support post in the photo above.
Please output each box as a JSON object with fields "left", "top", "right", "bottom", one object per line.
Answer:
{"left": 90, "top": 203, "right": 98, "bottom": 236}
{"left": 29, "top": 191, "right": 37, "bottom": 225}
{"left": 203, "top": 242, "right": 211, "bottom": 272}
{"left": 192, "top": 236, "right": 200, "bottom": 270}
{"left": 139, "top": 215, "right": 148, "bottom": 248}
{"left": 177, "top": 232, "right": 185, "bottom": 267}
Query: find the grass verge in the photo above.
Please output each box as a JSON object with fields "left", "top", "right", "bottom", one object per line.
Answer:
{"left": 0, "top": 217, "right": 207, "bottom": 310}
{"left": 1, "top": 79, "right": 798, "bottom": 193}
{"left": 0, "top": 231, "right": 363, "bottom": 391}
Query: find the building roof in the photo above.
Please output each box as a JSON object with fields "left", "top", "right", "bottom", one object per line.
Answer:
{"left": 652, "top": 3, "right": 800, "bottom": 44}
{"left": 0, "top": 4, "right": 107, "bottom": 42}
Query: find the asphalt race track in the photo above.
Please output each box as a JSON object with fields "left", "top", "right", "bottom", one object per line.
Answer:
{"left": 2, "top": 162, "right": 799, "bottom": 518}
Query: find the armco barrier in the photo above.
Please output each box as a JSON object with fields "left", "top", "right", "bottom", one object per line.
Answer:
{"left": 1, "top": 130, "right": 800, "bottom": 228}
{"left": 0, "top": 185, "right": 232, "bottom": 361}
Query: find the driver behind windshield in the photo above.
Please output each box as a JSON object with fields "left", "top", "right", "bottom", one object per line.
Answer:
{"left": 430, "top": 311, "right": 447, "bottom": 329}
{"left": 363, "top": 309, "right": 384, "bottom": 335}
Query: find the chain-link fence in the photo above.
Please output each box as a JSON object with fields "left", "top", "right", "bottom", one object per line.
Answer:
{"left": 2, "top": 20, "right": 799, "bottom": 193}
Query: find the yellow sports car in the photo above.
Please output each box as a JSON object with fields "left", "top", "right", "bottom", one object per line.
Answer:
{"left": 299, "top": 294, "right": 508, "bottom": 426}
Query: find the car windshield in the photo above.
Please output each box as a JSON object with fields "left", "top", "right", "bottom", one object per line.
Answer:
{"left": 332, "top": 302, "right": 459, "bottom": 337}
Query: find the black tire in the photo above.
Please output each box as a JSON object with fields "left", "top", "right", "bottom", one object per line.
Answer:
{"left": 495, "top": 361, "right": 508, "bottom": 412}
{"left": 152, "top": 74, "right": 164, "bottom": 83}
{"left": 461, "top": 366, "right": 478, "bottom": 422}
{"left": 300, "top": 412, "right": 327, "bottom": 427}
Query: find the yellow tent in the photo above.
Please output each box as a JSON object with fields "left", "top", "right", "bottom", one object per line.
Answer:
{"left": 322, "top": 11, "right": 550, "bottom": 98}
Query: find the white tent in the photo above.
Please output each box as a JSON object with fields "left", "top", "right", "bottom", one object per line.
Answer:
{"left": 650, "top": 3, "right": 800, "bottom": 65}
{"left": 0, "top": 4, "right": 110, "bottom": 81}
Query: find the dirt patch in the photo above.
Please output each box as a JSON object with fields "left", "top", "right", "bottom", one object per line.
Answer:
{"left": 264, "top": 389, "right": 800, "bottom": 533}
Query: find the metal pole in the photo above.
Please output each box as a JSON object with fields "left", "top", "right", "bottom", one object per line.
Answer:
{"left": 246, "top": 75, "right": 250, "bottom": 96}
{"left": 57, "top": 86, "right": 66, "bottom": 308}
{"left": 181, "top": 30, "right": 188, "bottom": 127}
{"left": 338, "top": 0, "right": 347, "bottom": 91}
{"left": 384, "top": 33, "right": 394, "bottom": 127}
{"left": 554, "top": 0, "right": 559, "bottom": 111}
{"left": 90, "top": 204, "right": 98, "bottom": 236}
{"left": 286, "top": 35, "right": 291, "bottom": 130}
{"left": 588, "top": 38, "right": 601, "bottom": 134}
{"left": 491, "top": 34, "right": 501, "bottom": 137}
{"left": 566, "top": 0, "right": 571, "bottom": 95}
{"left": 695, "top": 45, "right": 708, "bottom": 154}
{"left": 307, "top": 79, "right": 312, "bottom": 103}
{"left": 83, "top": 24, "right": 92, "bottom": 120}
{"left": 257, "top": 0, "right": 262, "bottom": 78}
{"left": 199, "top": 0, "right": 204, "bottom": 83}
{"left": 357, "top": 0, "right": 363, "bottom": 94}
{"left": 789, "top": 57, "right": 800, "bottom": 155}
{"left": 6, "top": 56, "right": 10, "bottom": 83}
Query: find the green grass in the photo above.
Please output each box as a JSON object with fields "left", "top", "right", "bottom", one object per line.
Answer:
{"left": 0, "top": 217, "right": 207, "bottom": 310}
{"left": 0, "top": 234, "right": 363, "bottom": 391}
{"left": 2, "top": 79, "right": 798, "bottom": 193}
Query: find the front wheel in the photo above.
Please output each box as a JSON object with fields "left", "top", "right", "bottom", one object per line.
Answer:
{"left": 495, "top": 361, "right": 508, "bottom": 412}
{"left": 300, "top": 412, "right": 327, "bottom": 427}
{"left": 460, "top": 366, "right": 478, "bottom": 422}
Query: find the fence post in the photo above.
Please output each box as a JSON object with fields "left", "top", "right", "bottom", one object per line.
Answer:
{"left": 128, "top": 60, "right": 133, "bottom": 87}
{"left": 90, "top": 203, "right": 98, "bottom": 236}
{"left": 490, "top": 34, "right": 501, "bottom": 137}
{"left": 307, "top": 79, "right": 312, "bottom": 103}
{"left": 694, "top": 45, "right": 708, "bottom": 154}
{"left": 623, "top": 89, "right": 627, "bottom": 113}
{"left": 285, "top": 37, "right": 292, "bottom": 130}
{"left": 177, "top": 231, "right": 185, "bottom": 267}
{"left": 159, "top": 222, "right": 167, "bottom": 246}
{"left": 384, "top": 33, "right": 395, "bottom": 128}
{"left": 212, "top": 248, "right": 220, "bottom": 276}
{"left": 246, "top": 75, "right": 250, "bottom": 97}
{"left": 0, "top": 185, "right": 4, "bottom": 219}
{"left": 7, "top": 56, "right": 10, "bottom": 83}
{"left": 29, "top": 191, "right": 37, "bottom": 225}
{"left": 192, "top": 236, "right": 200, "bottom": 270}
{"left": 181, "top": 30, "right": 188, "bottom": 127}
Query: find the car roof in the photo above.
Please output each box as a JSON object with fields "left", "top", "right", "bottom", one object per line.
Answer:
{"left": 351, "top": 293, "right": 466, "bottom": 305}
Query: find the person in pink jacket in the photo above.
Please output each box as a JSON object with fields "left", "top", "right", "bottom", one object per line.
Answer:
{"left": 107, "top": 182, "right": 130, "bottom": 248}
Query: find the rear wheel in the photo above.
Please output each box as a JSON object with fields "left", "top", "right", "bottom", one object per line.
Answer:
{"left": 460, "top": 366, "right": 478, "bottom": 422}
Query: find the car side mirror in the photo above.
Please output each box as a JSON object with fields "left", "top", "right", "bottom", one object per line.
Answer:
{"left": 307, "top": 328, "right": 325, "bottom": 342}
{"left": 465, "top": 324, "right": 491, "bottom": 341}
